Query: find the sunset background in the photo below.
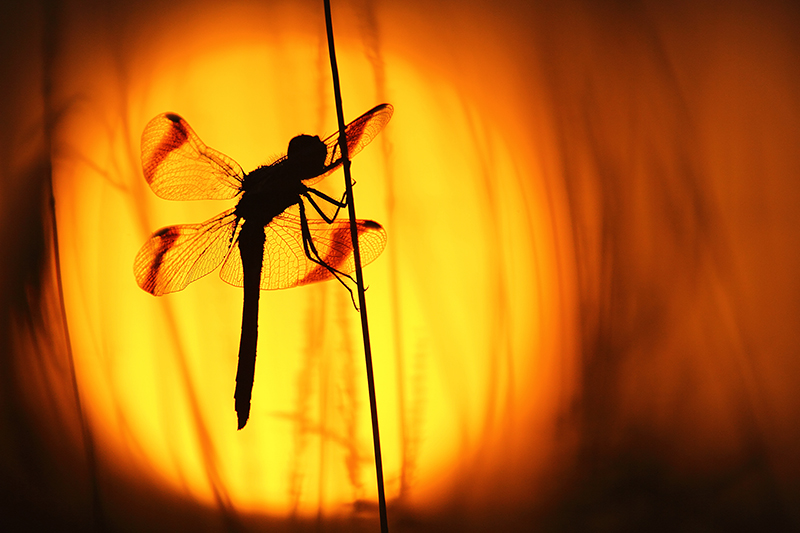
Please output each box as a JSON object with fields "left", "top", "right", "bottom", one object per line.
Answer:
{"left": 1, "top": 0, "right": 799, "bottom": 531}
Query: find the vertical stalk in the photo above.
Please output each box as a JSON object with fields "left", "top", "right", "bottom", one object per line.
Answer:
{"left": 42, "top": 0, "right": 105, "bottom": 530}
{"left": 322, "top": 1, "right": 389, "bottom": 532}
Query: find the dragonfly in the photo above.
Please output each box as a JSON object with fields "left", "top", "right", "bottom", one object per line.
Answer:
{"left": 134, "top": 104, "right": 393, "bottom": 429}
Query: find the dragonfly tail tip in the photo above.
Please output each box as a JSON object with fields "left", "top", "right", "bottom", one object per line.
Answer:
{"left": 237, "top": 408, "right": 249, "bottom": 429}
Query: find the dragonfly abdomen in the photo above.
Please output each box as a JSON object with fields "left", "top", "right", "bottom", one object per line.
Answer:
{"left": 234, "top": 220, "right": 267, "bottom": 429}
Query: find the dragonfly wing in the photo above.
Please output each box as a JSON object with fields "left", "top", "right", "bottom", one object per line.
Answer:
{"left": 135, "top": 208, "right": 241, "bottom": 295}
{"left": 303, "top": 103, "right": 394, "bottom": 186}
{"left": 293, "top": 216, "right": 387, "bottom": 287}
{"left": 142, "top": 113, "right": 245, "bottom": 200}
{"left": 219, "top": 212, "right": 387, "bottom": 290}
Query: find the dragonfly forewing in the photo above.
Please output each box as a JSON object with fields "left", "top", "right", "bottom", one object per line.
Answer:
{"left": 303, "top": 103, "right": 394, "bottom": 186}
{"left": 142, "top": 113, "right": 245, "bottom": 200}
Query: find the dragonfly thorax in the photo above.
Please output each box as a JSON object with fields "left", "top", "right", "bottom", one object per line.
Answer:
{"left": 235, "top": 135, "right": 325, "bottom": 227}
{"left": 236, "top": 168, "right": 306, "bottom": 226}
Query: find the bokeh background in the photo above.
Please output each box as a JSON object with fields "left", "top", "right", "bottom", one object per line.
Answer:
{"left": 1, "top": 0, "right": 799, "bottom": 531}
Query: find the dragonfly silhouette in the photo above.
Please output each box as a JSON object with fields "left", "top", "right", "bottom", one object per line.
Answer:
{"left": 134, "top": 104, "right": 392, "bottom": 429}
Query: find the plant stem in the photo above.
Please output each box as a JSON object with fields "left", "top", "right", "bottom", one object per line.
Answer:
{"left": 323, "top": 1, "right": 389, "bottom": 532}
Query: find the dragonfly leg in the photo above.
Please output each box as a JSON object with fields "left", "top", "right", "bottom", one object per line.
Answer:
{"left": 298, "top": 200, "right": 360, "bottom": 308}
{"left": 228, "top": 214, "right": 242, "bottom": 246}
{"left": 303, "top": 188, "right": 347, "bottom": 223}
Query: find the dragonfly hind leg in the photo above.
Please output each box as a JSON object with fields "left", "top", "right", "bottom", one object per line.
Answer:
{"left": 298, "top": 199, "right": 360, "bottom": 308}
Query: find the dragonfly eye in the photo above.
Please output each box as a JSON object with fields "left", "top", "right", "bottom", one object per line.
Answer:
{"left": 287, "top": 134, "right": 327, "bottom": 179}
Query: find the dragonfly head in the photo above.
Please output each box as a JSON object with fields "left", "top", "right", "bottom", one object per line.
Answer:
{"left": 287, "top": 134, "right": 327, "bottom": 181}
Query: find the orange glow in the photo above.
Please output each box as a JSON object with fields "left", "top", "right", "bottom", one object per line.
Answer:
{"left": 48, "top": 3, "right": 560, "bottom": 519}
{"left": 3, "top": 0, "right": 800, "bottom": 530}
